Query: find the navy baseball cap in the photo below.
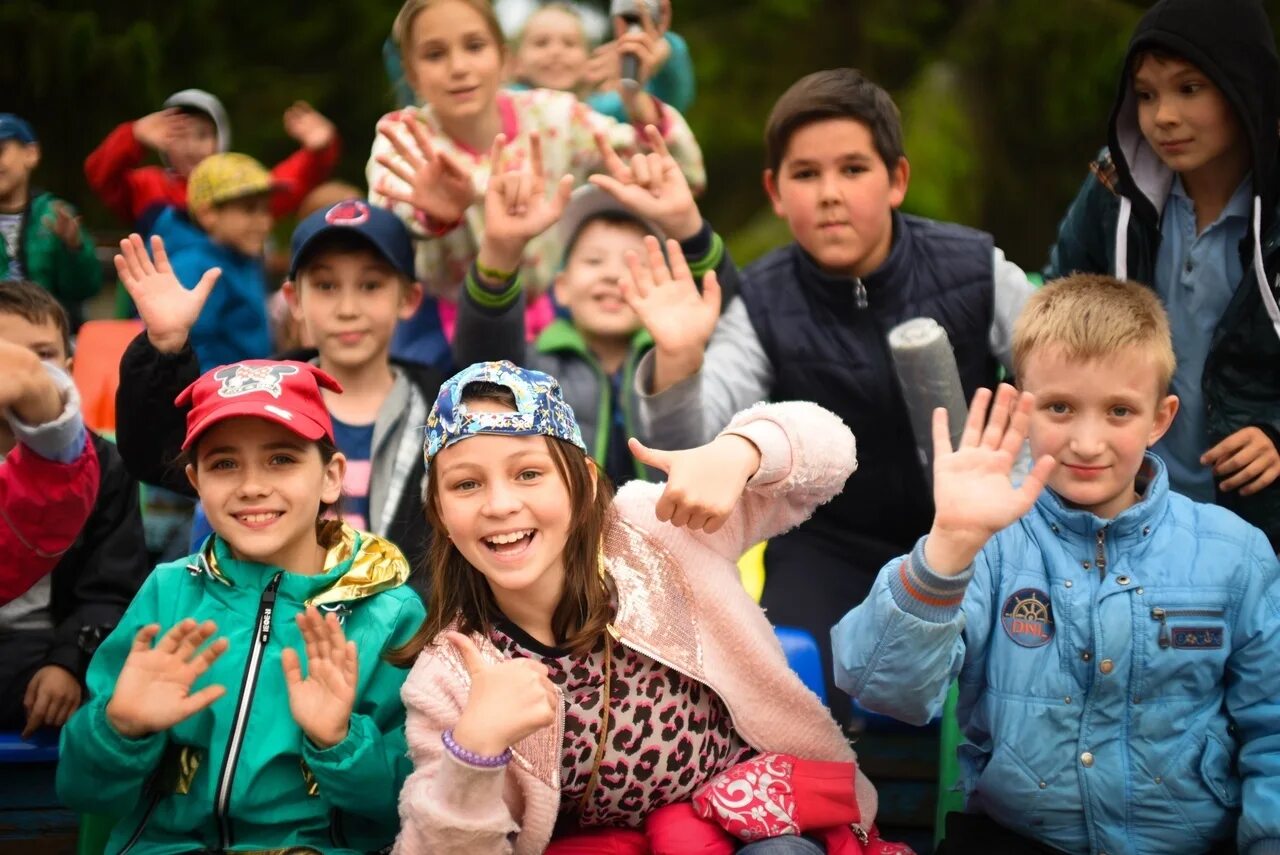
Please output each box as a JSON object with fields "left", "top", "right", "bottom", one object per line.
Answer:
{"left": 289, "top": 199, "right": 416, "bottom": 280}
{"left": 0, "top": 115, "right": 37, "bottom": 145}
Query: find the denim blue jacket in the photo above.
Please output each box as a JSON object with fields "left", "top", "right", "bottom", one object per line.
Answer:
{"left": 833, "top": 454, "right": 1280, "bottom": 855}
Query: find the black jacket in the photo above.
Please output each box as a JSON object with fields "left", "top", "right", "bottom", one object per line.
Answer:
{"left": 114, "top": 334, "right": 442, "bottom": 589}
{"left": 44, "top": 433, "right": 150, "bottom": 678}
{"left": 1045, "top": 0, "right": 1280, "bottom": 547}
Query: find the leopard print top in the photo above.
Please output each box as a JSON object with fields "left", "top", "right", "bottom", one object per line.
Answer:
{"left": 491, "top": 618, "right": 753, "bottom": 828}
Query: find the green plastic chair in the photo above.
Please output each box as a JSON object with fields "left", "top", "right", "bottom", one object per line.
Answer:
{"left": 933, "top": 682, "right": 966, "bottom": 846}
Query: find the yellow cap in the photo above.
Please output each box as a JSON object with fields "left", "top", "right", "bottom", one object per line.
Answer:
{"left": 187, "top": 153, "right": 275, "bottom": 210}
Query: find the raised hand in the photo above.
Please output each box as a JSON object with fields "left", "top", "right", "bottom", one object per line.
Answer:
{"left": 447, "top": 631, "right": 559, "bottom": 758}
{"left": 0, "top": 339, "right": 63, "bottom": 425}
{"left": 283, "top": 101, "right": 337, "bottom": 151}
{"left": 477, "top": 132, "right": 574, "bottom": 277}
{"left": 589, "top": 125, "right": 699, "bottom": 240}
{"left": 105, "top": 620, "right": 229, "bottom": 739}
{"left": 629, "top": 433, "right": 761, "bottom": 533}
{"left": 43, "top": 203, "right": 83, "bottom": 250}
{"left": 114, "top": 234, "right": 220, "bottom": 354}
{"left": 611, "top": 0, "right": 668, "bottom": 84}
{"left": 374, "top": 115, "right": 476, "bottom": 226}
{"left": 133, "top": 108, "right": 185, "bottom": 152}
{"left": 619, "top": 235, "right": 720, "bottom": 391}
{"left": 925, "top": 385, "right": 1057, "bottom": 575}
{"left": 282, "top": 606, "right": 358, "bottom": 749}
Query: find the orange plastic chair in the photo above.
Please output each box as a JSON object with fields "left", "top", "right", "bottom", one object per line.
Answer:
{"left": 71, "top": 319, "right": 143, "bottom": 435}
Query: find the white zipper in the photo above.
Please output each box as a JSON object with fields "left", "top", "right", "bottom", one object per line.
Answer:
{"left": 213, "top": 571, "right": 282, "bottom": 849}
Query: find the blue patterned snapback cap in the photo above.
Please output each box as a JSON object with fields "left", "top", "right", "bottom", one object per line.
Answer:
{"left": 424, "top": 361, "right": 587, "bottom": 462}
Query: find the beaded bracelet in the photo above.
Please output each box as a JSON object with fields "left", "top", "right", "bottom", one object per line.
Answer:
{"left": 441, "top": 728, "right": 512, "bottom": 768}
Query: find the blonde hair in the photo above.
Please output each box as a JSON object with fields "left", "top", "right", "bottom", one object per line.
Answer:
{"left": 1013, "top": 273, "right": 1176, "bottom": 394}
{"left": 513, "top": 2, "right": 588, "bottom": 50}
{"left": 393, "top": 0, "right": 506, "bottom": 61}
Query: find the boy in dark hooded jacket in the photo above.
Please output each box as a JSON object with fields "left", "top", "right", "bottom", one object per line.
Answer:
{"left": 1045, "top": 0, "right": 1280, "bottom": 549}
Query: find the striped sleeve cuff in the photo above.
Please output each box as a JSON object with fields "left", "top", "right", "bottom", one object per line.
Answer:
{"left": 464, "top": 265, "right": 522, "bottom": 311}
{"left": 887, "top": 536, "right": 974, "bottom": 623}
{"left": 681, "top": 223, "right": 723, "bottom": 279}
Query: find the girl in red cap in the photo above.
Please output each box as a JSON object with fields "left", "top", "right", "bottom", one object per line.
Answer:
{"left": 56, "top": 261, "right": 425, "bottom": 854}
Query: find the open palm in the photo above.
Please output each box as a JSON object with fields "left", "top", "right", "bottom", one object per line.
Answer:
{"left": 115, "top": 234, "right": 219, "bottom": 352}
{"left": 482, "top": 132, "right": 575, "bottom": 255}
{"left": 932, "top": 385, "right": 1056, "bottom": 544}
{"left": 375, "top": 115, "right": 475, "bottom": 225}
{"left": 621, "top": 235, "right": 720, "bottom": 357}
{"left": 105, "top": 620, "right": 229, "bottom": 739}
{"left": 283, "top": 607, "right": 358, "bottom": 749}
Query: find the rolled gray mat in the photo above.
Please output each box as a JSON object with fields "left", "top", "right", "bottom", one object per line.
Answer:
{"left": 887, "top": 317, "right": 969, "bottom": 481}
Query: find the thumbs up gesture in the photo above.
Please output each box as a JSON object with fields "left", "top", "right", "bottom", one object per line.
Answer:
{"left": 447, "top": 631, "right": 561, "bottom": 757}
{"left": 629, "top": 434, "right": 762, "bottom": 533}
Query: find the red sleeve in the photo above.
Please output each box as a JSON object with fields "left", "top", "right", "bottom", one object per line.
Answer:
{"left": 0, "top": 435, "right": 100, "bottom": 604}
{"left": 84, "top": 122, "right": 148, "bottom": 224}
{"left": 268, "top": 135, "right": 342, "bottom": 218}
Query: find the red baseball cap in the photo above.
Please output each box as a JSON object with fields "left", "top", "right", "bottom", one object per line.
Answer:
{"left": 176, "top": 360, "right": 343, "bottom": 451}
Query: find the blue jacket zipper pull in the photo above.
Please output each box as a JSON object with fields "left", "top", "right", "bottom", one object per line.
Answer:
{"left": 1151, "top": 607, "right": 1170, "bottom": 649}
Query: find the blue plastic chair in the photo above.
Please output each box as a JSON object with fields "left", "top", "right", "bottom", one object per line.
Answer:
{"left": 0, "top": 730, "right": 59, "bottom": 763}
{"left": 773, "top": 625, "right": 827, "bottom": 703}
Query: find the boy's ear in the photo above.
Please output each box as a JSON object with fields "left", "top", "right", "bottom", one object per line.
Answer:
{"left": 551, "top": 271, "right": 568, "bottom": 307}
{"left": 190, "top": 203, "right": 217, "bottom": 233}
{"left": 763, "top": 169, "right": 785, "bottom": 218}
{"left": 888, "top": 156, "right": 910, "bottom": 209}
{"left": 281, "top": 280, "right": 304, "bottom": 320}
{"left": 21, "top": 143, "right": 40, "bottom": 172}
{"left": 1148, "top": 394, "right": 1180, "bottom": 447}
{"left": 321, "top": 452, "right": 347, "bottom": 505}
{"left": 398, "top": 279, "right": 425, "bottom": 320}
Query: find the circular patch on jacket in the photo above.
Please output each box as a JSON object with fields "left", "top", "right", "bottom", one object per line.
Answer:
{"left": 1001, "top": 588, "right": 1055, "bottom": 648}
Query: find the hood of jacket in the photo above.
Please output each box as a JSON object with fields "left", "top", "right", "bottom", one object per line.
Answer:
{"left": 1106, "top": 0, "right": 1280, "bottom": 337}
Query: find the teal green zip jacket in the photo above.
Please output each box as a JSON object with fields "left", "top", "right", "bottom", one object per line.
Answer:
{"left": 57, "top": 523, "right": 425, "bottom": 855}
{"left": 0, "top": 190, "right": 100, "bottom": 306}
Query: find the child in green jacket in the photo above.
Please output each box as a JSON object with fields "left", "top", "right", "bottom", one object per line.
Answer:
{"left": 0, "top": 115, "right": 100, "bottom": 316}
{"left": 57, "top": 255, "right": 425, "bottom": 853}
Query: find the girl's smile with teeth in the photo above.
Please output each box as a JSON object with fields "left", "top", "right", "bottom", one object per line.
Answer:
{"left": 485, "top": 529, "right": 534, "bottom": 545}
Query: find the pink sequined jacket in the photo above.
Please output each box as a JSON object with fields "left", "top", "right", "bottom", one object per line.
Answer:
{"left": 393, "top": 401, "right": 876, "bottom": 854}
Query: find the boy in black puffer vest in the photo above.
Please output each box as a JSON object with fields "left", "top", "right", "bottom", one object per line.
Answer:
{"left": 632, "top": 68, "right": 1037, "bottom": 722}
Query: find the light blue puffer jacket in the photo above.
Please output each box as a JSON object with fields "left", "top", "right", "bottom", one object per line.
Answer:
{"left": 832, "top": 454, "right": 1280, "bottom": 855}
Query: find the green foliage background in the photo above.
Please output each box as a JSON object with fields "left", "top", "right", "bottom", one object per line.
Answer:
{"left": 7, "top": 0, "right": 1280, "bottom": 271}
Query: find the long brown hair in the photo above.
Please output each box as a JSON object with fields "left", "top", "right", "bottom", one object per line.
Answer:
{"left": 388, "top": 383, "right": 615, "bottom": 665}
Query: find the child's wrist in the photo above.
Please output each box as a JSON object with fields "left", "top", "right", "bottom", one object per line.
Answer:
{"left": 476, "top": 242, "right": 524, "bottom": 281}
{"left": 923, "top": 527, "right": 985, "bottom": 577}
{"left": 304, "top": 721, "right": 350, "bottom": 750}
{"left": 661, "top": 210, "right": 703, "bottom": 243}
{"left": 147, "top": 328, "right": 190, "bottom": 355}
{"left": 104, "top": 699, "right": 150, "bottom": 741}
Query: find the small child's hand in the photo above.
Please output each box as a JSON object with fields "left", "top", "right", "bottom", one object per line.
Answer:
{"left": 619, "top": 236, "right": 720, "bottom": 390}
{"left": 926, "top": 385, "right": 1057, "bottom": 575}
{"left": 375, "top": 115, "right": 475, "bottom": 227}
{"left": 1202, "top": 426, "right": 1280, "bottom": 496}
{"left": 611, "top": 1, "right": 668, "bottom": 83}
{"left": 22, "top": 665, "right": 82, "bottom": 739}
{"left": 0, "top": 339, "right": 62, "bottom": 425}
{"left": 282, "top": 607, "right": 358, "bottom": 750}
{"left": 629, "top": 433, "right": 761, "bottom": 533}
{"left": 133, "top": 108, "right": 185, "bottom": 152}
{"left": 114, "top": 234, "right": 220, "bottom": 354}
{"left": 448, "top": 632, "right": 559, "bottom": 757}
{"left": 43, "top": 202, "right": 82, "bottom": 250}
{"left": 105, "top": 619, "right": 229, "bottom": 740}
{"left": 590, "top": 125, "right": 700, "bottom": 241}
{"left": 477, "top": 132, "right": 574, "bottom": 278}
{"left": 283, "top": 101, "right": 337, "bottom": 152}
